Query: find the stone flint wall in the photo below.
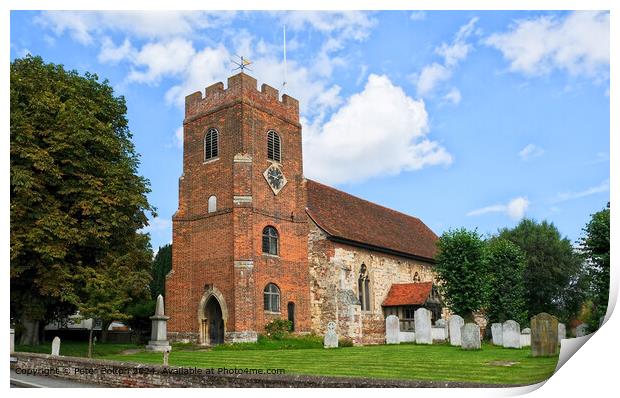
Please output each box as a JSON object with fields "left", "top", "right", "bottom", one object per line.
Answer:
{"left": 10, "top": 352, "right": 511, "bottom": 388}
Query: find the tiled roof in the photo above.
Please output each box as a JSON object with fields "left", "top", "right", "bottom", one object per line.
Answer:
{"left": 382, "top": 282, "right": 433, "bottom": 307}
{"left": 305, "top": 179, "right": 438, "bottom": 260}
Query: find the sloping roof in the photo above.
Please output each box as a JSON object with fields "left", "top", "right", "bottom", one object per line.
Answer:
{"left": 382, "top": 282, "right": 434, "bottom": 306}
{"left": 305, "top": 179, "right": 438, "bottom": 260}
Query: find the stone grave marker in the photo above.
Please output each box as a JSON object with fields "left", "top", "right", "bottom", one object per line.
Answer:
{"left": 558, "top": 323, "right": 566, "bottom": 342}
{"left": 461, "top": 323, "right": 481, "bottom": 350}
{"left": 502, "top": 320, "right": 521, "bottom": 348}
{"left": 51, "top": 336, "right": 61, "bottom": 356}
{"left": 324, "top": 321, "right": 339, "bottom": 348}
{"left": 576, "top": 323, "right": 589, "bottom": 337}
{"left": 449, "top": 315, "right": 464, "bottom": 346}
{"left": 414, "top": 308, "right": 432, "bottom": 344}
{"left": 146, "top": 294, "right": 172, "bottom": 352}
{"left": 491, "top": 323, "right": 503, "bottom": 345}
{"left": 10, "top": 329, "right": 15, "bottom": 353}
{"left": 531, "top": 313, "right": 558, "bottom": 357}
{"left": 520, "top": 328, "right": 531, "bottom": 347}
{"left": 385, "top": 315, "right": 400, "bottom": 344}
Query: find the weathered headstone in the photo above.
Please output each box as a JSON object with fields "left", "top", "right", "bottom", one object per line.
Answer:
{"left": 163, "top": 348, "right": 170, "bottom": 366}
{"left": 531, "top": 313, "right": 558, "bottom": 357}
{"left": 461, "top": 323, "right": 481, "bottom": 350}
{"left": 575, "top": 323, "right": 589, "bottom": 337}
{"left": 491, "top": 323, "right": 503, "bottom": 345}
{"left": 324, "top": 321, "right": 339, "bottom": 348}
{"left": 385, "top": 315, "right": 400, "bottom": 344}
{"left": 502, "top": 320, "right": 521, "bottom": 348}
{"left": 435, "top": 318, "right": 447, "bottom": 328}
{"left": 520, "top": 328, "right": 531, "bottom": 347}
{"left": 414, "top": 308, "right": 432, "bottom": 344}
{"left": 51, "top": 336, "right": 61, "bottom": 356}
{"left": 146, "top": 294, "right": 172, "bottom": 352}
{"left": 449, "top": 315, "right": 464, "bottom": 346}
{"left": 558, "top": 323, "right": 566, "bottom": 342}
{"left": 10, "top": 329, "right": 15, "bottom": 353}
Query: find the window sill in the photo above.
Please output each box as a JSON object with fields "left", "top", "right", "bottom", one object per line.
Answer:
{"left": 203, "top": 157, "right": 220, "bottom": 165}
{"left": 262, "top": 253, "right": 280, "bottom": 259}
{"left": 264, "top": 311, "right": 281, "bottom": 315}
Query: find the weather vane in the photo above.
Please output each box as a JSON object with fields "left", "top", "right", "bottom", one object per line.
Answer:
{"left": 231, "top": 54, "right": 252, "bottom": 72}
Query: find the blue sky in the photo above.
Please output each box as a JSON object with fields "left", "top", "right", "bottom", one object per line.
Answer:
{"left": 10, "top": 10, "right": 610, "bottom": 251}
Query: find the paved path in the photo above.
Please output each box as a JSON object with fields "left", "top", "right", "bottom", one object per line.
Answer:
{"left": 10, "top": 369, "right": 97, "bottom": 388}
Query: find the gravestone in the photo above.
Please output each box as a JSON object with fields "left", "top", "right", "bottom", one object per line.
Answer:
{"left": 10, "top": 329, "right": 15, "bottom": 353}
{"left": 491, "top": 323, "right": 503, "bottom": 345}
{"left": 576, "top": 323, "right": 589, "bottom": 337}
{"left": 436, "top": 318, "right": 447, "bottom": 328}
{"left": 434, "top": 318, "right": 448, "bottom": 340}
{"left": 449, "top": 315, "right": 464, "bottom": 346}
{"left": 502, "top": 320, "right": 521, "bottom": 348}
{"left": 558, "top": 323, "right": 566, "bottom": 342}
{"left": 324, "top": 321, "right": 339, "bottom": 348}
{"left": 531, "top": 313, "right": 558, "bottom": 357}
{"left": 414, "top": 308, "right": 432, "bottom": 344}
{"left": 385, "top": 315, "right": 400, "bottom": 344}
{"left": 163, "top": 348, "right": 170, "bottom": 366}
{"left": 461, "top": 323, "right": 481, "bottom": 350}
{"left": 520, "top": 328, "right": 531, "bottom": 347}
{"left": 51, "top": 336, "right": 61, "bottom": 356}
{"left": 146, "top": 294, "right": 172, "bottom": 352}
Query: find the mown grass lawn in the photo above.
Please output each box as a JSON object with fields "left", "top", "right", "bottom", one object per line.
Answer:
{"left": 15, "top": 341, "right": 141, "bottom": 358}
{"left": 101, "top": 342, "right": 558, "bottom": 386}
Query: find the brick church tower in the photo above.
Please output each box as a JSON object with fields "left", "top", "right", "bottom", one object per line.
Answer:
{"left": 166, "top": 72, "right": 310, "bottom": 344}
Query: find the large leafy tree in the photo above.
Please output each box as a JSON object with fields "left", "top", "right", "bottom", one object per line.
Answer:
{"left": 435, "top": 228, "right": 489, "bottom": 321}
{"left": 498, "top": 219, "right": 582, "bottom": 320}
{"left": 582, "top": 203, "right": 610, "bottom": 329}
{"left": 485, "top": 238, "right": 527, "bottom": 326}
{"left": 10, "top": 55, "right": 154, "bottom": 345}
{"left": 151, "top": 244, "right": 172, "bottom": 299}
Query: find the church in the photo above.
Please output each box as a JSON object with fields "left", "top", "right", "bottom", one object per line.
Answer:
{"left": 166, "top": 72, "right": 445, "bottom": 345}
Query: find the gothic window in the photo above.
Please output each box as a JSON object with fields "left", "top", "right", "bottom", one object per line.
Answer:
{"left": 263, "top": 283, "right": 281, "bottom": 312}
{"left": 267, "top": 130, "right": 281, "bottom": 162}
{"left": 204, "top": 128, "right": 219, "bottom": 161}
{"left": 262, "top": 226, "right": 279, "bottom": 255}
{"left": 208, "top": 195, "right": 217, "bottom": 213}
{"left": 358, "top": 264, "right": 371, "bottom": 311}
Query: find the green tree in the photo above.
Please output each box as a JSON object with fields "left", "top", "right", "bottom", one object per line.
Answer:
{"left": 435, "top": 228, "right": 489, "bottom": 321}
{"left": 582, "top": 203, "right": 610, "bottom": 329}
{"left": 485, "top": 238, "right": 527, "bottom": 326}
{"left": 151, "top": 244, "right": 172, "bottom": 299}
{"left": 10, "top": 55, "right": 154, "bottom": 345}
{"left": 498, "top": 219, "right": 582, "bottom": 320}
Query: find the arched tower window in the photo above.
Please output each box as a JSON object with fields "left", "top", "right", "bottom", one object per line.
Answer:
{"left": 264, "top": 283, "right": 281, "bottom": 312}
{"left": 267, "top": 130, "right": 281, "bottom": 162}
{"left": 204, "top": 128, "right": 219, "bottom": 161}
{"left": 208, "top": 195, "right": 217, "bottom": 213}
{"left": 262, "top": 226, "right": 279, "bottom": 255}
{"left": 358, "top": 264, "right": 371, "bottom": 311}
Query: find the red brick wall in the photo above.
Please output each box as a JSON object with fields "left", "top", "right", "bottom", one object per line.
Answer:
{"left": 167, "top": 73, "right": 309, "bottom": 341}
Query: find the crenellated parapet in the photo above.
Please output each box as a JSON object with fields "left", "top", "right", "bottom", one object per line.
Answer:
{"left": 184, "top": 72, "right": 299, "bottom": 125}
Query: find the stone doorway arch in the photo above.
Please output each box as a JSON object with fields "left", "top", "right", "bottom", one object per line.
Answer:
{"left": 198, "top": 286, "right": 228, "bottom": 345}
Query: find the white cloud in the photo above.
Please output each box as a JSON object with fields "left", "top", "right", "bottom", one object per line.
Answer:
{"left": 485, "top": 11, "right": 609, "bottom": 79}
{"left": 281, "top": 11, "right": 376, "bottom": 41}
{"left": 414, "top": 17, "right": 478, "bottom": 97}
{"left": 98, "top": 37, "right": 135, "bottom": 64}
{"left": 37, "top": 11, "right": 235, "bottom": 44}
{"left": 467, "top": 196, "right": 530, "bottom": 220}
{"left": 519, "top": 144, "right": 545, "bottom": 160}
{"left": 415, "top": 63, "right": 451, "bottom": 96}
{"left": 410, "top": 11, "right": 426, "bottom": 21}
{"left": 140, "top": 217, "right": 171, "bottom": 234}
{"left": 174, "top": 126, "right": 183, "bottom": 149}
{"left": 303, "top": 74, "right": 452, "bottom": 185}
{"left": 443, "top": 88, "right": 462, "bottom": 105}
{"left": 554, "top": 179, "right": 609, "bottom": 203}
{"left": 128, "top": 39, "right": 197, "bottom": 84}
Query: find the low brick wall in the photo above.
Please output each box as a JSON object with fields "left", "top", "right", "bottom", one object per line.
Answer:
{"left": 10, "top": 352, "right": 511, "bottom": 388}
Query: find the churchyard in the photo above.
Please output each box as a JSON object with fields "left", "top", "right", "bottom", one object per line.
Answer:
{"left": 15, "top": 337, "right": 558, "bottom": 385}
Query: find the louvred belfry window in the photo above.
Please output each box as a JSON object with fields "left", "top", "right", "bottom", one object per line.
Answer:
{"left": 204, "top": 128, "right": 219, "bottom": 161}
{"left": 267, "top": 130, "right": 281, "bottom": 162}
